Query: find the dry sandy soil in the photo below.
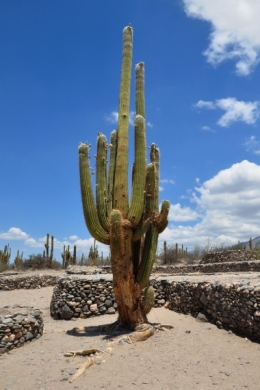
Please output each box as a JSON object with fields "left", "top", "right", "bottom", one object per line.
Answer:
{"left": 1, "top": 274, "right": 260, "bottom": 390}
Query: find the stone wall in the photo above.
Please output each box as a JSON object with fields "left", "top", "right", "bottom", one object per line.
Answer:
{"left": 153, "top": 260, "right": 260, "bottom": 274}
{"left": 200, "top": 250, "right": 258, "bottom": 264}
{"left": 50, "top": 278, "right": 167, "bottom": 320}
{"left": 2, "top": 273, "right": 260, "bottom": 342}
{"left": 0, "top": 274, "right": 61, "bottom": 290}
{"left": 0, "top": 307, "right": 44, "bottom": 355}
{"left": 166, "top": 280, "right": 260, "bottom": 341}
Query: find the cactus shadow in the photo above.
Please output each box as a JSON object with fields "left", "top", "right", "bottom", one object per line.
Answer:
{"left": 66, "top": 322, "right": 132, "bottom": 340}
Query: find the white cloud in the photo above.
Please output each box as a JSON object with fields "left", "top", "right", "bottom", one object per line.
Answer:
{"left": 160, "top": 160, "right": 260, "bottom": 250}
{"left": 195, "top": 98, "right": 260, "bottom": 127}
{"left": 168, "top": 203, "right": 199, "bottom": 222}
{"left": 24, "top": 238, "right": 43, "bottom": 248}
{"left": 147, "top": 121, "right": 153, "bottom": 128}
{"left": 196, "top": 101, "right": 215, "bottom": 110}
{"left": 201, "top": 126, "right": 215, "bottom": 133}
{"left": 244, "top": 135, "right": 260, "bottom": 155}
{"left": 159, "top": 186, "right": 164, "bottom": 192}
{"left": 105, "top": 111, "right": 118, "bottom": 124}
{"left": 69, "top": 235, "right": 78, "bottom": 240}
{"left": 0, "top": 228, "right": 29, "bottom": 241}
{"left": 105, "top": 111, "right": 136, "bottom": 126}
{"left": 183, "top": 0, "right": 260, "bottom": 75}
{"left": 160, "top": 179, "right": 175, "bottom": 185}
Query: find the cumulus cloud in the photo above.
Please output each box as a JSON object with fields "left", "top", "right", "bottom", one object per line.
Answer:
{"left": 244, "top": 136, "right": 260, "bottom": 155}
{"left": 195, "top": 98, "right": 260, "bottom": 127}
{"left": 183, "top": 0, "right": 260, "bottom": 75}
{"left": 160, "top": 160, "right": 260, "bottom": 250}
{"left": 0, "top": 228, "right": 29, "bottom": 240}
{"left": 168, "top": 203, "right": 199, "bottom": 222}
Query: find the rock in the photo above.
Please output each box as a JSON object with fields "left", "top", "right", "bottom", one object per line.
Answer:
{"left": 90, "top": 304, "right": 98, "bottom": 312}
{"left": 60, "top": 305, "right": 74, "bottom": 320}
{"left": 107, "top": 307, "right": 116, "bottom": 314}
{"left": 196, "top": 312, "right": 209, "bottom": 323}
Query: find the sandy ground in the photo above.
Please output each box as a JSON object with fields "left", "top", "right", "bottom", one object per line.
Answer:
{"left": 1, "top": 281, "right": 260, "bottom": 389}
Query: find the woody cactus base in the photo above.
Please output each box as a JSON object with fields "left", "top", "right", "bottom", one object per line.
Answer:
{"left": 79, "top": 25, "right": 170, "bottom": 331}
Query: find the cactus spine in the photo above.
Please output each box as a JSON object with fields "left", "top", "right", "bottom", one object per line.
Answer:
{"left": 79, "top": 26, "right": 170, "bottom": 329}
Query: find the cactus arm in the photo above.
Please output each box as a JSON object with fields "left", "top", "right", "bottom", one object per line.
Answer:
{"left": 137, "top": 225, "right": 158, "bottom": 289}
{"left": 156, "top": 200, "right": 170, "bottom": 233}
{"left": 135, "top": 62, "right": 145, "bottom": 118}
{"left": 107, "top": 130, "right": 117, "bottom": 214}
{"left": 114, "top": 26, "right": 133, "bottom": 216}
{"left": 127, "top": 63, "right": 146, "bottom": 225}
{"left": 137, "top": 148, "right": 170, "bottom": 289}
{"left": 149, "top": 144, "right": 160, "bottom": 212}
{"left": 79, "top": 142, "right": 110, "bottom": 245}
{"left": 144, "top": 163, "right": 157, "bottom": 218}
{"left": 96, "top": 133, "right": 110, "bottom": 231}
{"left": 143, "top": 286, "right": 155, "bottom": 314}
{"left": 127, "top": 115, "right": 146, "bottom": 226}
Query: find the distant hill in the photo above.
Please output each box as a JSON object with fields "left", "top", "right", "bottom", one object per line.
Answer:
{"left": 240, "top": 236, "right": 260, "bottom": 249}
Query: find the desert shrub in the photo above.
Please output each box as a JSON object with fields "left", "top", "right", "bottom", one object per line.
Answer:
{"left": 21, "top": 254, "right": 62, "bottom": 270}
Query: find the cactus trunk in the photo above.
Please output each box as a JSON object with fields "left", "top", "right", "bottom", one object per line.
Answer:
{"left": 79, "top": 25, "right": 170, "bottom": 329}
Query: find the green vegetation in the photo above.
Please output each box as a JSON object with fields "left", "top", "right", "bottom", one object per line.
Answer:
{"left": 0, "top": 244, "right": 11, "bottom": 272}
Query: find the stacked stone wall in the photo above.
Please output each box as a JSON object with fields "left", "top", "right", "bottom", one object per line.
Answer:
{"left": 0, "top": 308, "right": 43, "bottom": 355}
{"left": 50, "top": 278, "right": 166, "bottom": 320}
{"left": 200, "top": 250, "right": 258, "bottom": 264}
{"left": 166, "top": 280, "right": 260, "bottom": 341}
{"left": 0, "top": 275, "right": 61, "bottom": 290}
{"left": 153, "top": 260, "right": 260, "bottom": 274}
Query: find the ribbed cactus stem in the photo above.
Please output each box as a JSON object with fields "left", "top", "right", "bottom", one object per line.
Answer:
{"left": 114, "top": 25, "right": 133, "bottom": 216}
{"left": 96, "top": 133, "right": 109, "bottom": 230}
{"left": 135, "top": 62, "right": 145, "bottom": 118}
{"left": 143, "top": 286, "right": 155, "bottom": 314}
{"left": 107, "top": 130, "right": 117, "bottom": 214}
{"left": 127, "top": 115, "right": 146, "bottom": 226}
{"left": 45, "top": 233, "right": 49, "bottom": 259}
{"left": 79, "top": 143, "right": 109, "bottom": 244}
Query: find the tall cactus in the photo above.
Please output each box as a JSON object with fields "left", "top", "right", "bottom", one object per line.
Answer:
{"left": 45, "top": 233, "right": 54, "bottom": 267}
{"left": 79, "top": 25, "right": 170, "bottom": 329}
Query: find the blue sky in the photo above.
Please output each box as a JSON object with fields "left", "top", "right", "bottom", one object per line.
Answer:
{"left": 1, "top": 0, "right": 260, "bottom": 262}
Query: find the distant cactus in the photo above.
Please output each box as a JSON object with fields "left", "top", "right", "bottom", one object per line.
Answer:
{"left": 14, "top": 250, "right": 23, "bottom": 268}
{"left": 45, "top": 233, "right": 54, "bottom": 267}
{"left": 0, "top": 244, "right": 11, "bottom": 271}
{"left": 61, "top": 245, "right": 76, "bottom": 268}
{"left": 78, "top": 26, "right": 170, "bottom": 330}
{"left": 249, "top": 237, "right": 253, "bottom": 250}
